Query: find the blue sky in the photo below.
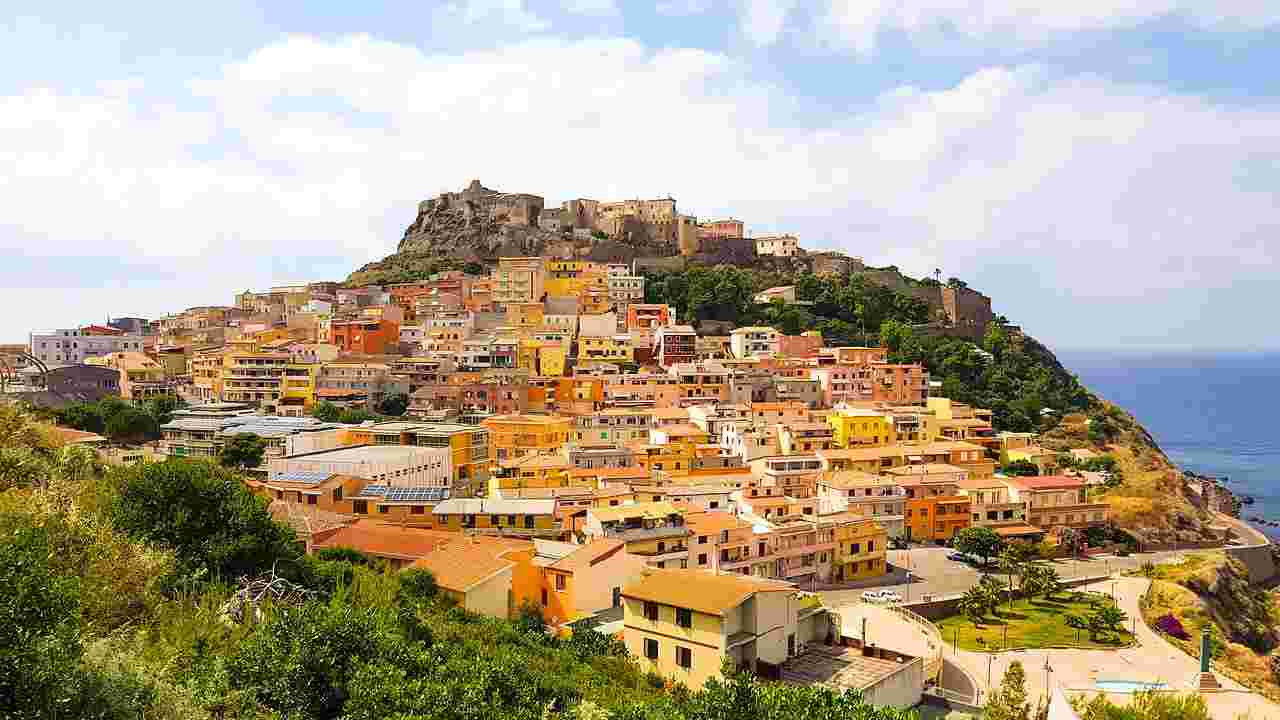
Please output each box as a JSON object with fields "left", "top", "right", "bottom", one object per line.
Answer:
{"left": 3, "top": 1, "right": 1278, "bottom": 350}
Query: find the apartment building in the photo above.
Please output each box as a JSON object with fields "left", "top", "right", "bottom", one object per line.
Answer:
{"left": 30, "top": 327, "right": 146, "bottom": 364}
{"left": 494, "top": 257, "right": 545, "bottom": 305}
{"left": 817, "top": 472, "right": 907, "bottom": 538}
{"left": 84, "top": 351, "right": 171, "bottom": 400}
{"left": 957, "top": 478, "right": 1027, "bottom": 527}
{"left": 825, "top": 409, "right": 896, "bottom": 448}
{"left": 832, "top": 519, "right": 890, "bottom": 582}
{"left": 481, "top": 413, "right": 573, "bottom": 461}
{"left": 817, "top": 446, "right": 906, "bottom": 474}
{"left": 317, "top": 362, "right": 398, "bottom": 409}
{"left": 330, "top": 318, "right": 400, "bottom": 355}
{"left": 1002, "top": 476, "right": 1109, "bottom": 533}
{"left": 622, "top": 569, "right": 808, "bottom": 690}
{"left": 654, "top": 325, "right": 696, "bottom": 367}
{"left": 575, "top": 408, "right": 653, "bottom": 445}
{"left": 870, "top": 363, "right": 929, "bottom": 404}
{"left": 431, "top": 498, "right": 562, "bottom": 538}
{"left": 730, "top": 327, "right": 779, "bottom": 359}
{"left": 578, "top": 335, "right": 634, "bottom": 364}
{"left": 776, "top": 423, "right": 835, "bottom": 455}
{"left": 750, "top": 455, "right": 823, "bottom": 498}
{"left": 584, "top": 502, "right": 691, "bottom": 569}
{"left": 220, "top": 350, "right": 290, "bottom": 408}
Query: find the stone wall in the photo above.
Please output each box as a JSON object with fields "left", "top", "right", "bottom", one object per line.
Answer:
{"left": 943, "top": 286, "right": 994, "bottom": 338}
{"left": 1224, "top": 542, "right": 1278, "bottom": 585}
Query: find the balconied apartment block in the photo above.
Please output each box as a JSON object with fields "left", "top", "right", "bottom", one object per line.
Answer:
{"left": 584, "top": 501, "right": 691, "bottom": 569}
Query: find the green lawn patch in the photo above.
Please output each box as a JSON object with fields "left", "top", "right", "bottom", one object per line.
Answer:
{"left": 937, "top": 592, "right": 1135, "bottom": 651}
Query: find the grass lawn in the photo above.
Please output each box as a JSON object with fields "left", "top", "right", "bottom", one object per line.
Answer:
{"left": 936, "top": 592, "right": 1135, "bottom": 651}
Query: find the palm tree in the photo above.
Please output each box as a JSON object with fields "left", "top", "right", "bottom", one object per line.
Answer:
{"left": 998, "top": 546, "right": 1025, "bottom": 608}
{"left": 55, "top": 443, "right": 103, "bottom": 485}
{"left": 960, "top": 586, "right": 989, "bottom": 627}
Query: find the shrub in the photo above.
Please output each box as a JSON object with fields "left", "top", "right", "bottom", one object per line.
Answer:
{"left": 1155, "top": 613, "right": 1190, "bottom": 640}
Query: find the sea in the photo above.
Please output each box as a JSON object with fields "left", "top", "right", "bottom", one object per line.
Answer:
{"left": 1056, "top": 351, "right": 1280, "bottom": 542}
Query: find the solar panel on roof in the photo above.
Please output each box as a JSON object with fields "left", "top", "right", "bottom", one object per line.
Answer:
{"left": 272, "top": 470, "right": 332, "bottom": 485}
{"left": 382, "top": 487, "right": 448, "bottom": 502}
{"left": 354, "top": 484, "right": 389, "bottom": 498}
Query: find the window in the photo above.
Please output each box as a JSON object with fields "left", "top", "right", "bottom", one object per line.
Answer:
{"left": 306, "top": 494, "right": 317, "bottom": 505}
{"left": 555, "top": 574, "right": 566, "bottom": 591}
{"left": 644, "top": 638, "right": 659, "bottom": 660}
{"left": 698, "top": 553, "right": 708, "bottom": 565}
{"left": 644, "top": 601, "right": 659, "bottom": 621}
{"left": 676, "top": 646, "right": 692, "bottom": 669}
{"left": 698, "top": 535, "right": 707, "bottom": 544}
{"left": 525, "top": 516, "right": 534, "bottom": 529}
{"left": 851, "top": 542, "right": 860, "bottom": 554}
{"left": 353, "top": 500, "right": 368, "bottom": 514}
{"left": 867, "top": 540, "right": 875, "bottom": 552}
{"left": 676, "top": 607, "right": 692, "bottom": 628}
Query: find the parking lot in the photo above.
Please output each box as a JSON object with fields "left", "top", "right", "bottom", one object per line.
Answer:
{"left": 820, "top": 545, "right": 1189, "bottom": 608}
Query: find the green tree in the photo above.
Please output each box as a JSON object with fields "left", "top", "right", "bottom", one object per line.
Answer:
{"left": 310, "top": 401, "right": 342, "bottom": 423}
{"left": 219, "top": 433, "right": 267, "bottom": 469}
{"left": 57, "top": 402, "right": 107, "bottom": 435}
{"left": 1088, "top": 604, "right": 1128, "bottom": 641}
{"left": 1074, "top": 690, "right": 1210, "bottom": 720}
{"left": 985, "top": 660, "right": 1030, "bottom": 720}
{"left": 143, "top": 394, "right": 182, "bottom": 426}
{"left": 377, "top": 393, "right": 409, "bottom": 417}
{"left": 104, "top": 405, "right": 156, "bottom": 443}
{"left": 954, "top": 526, "right": 1003, "bottom": 569}
{"left": 1000, "top": 459, "right": 1040, "bottom": 477}
{"left": 110, "top": 459, "right": 302, "bottom": 581}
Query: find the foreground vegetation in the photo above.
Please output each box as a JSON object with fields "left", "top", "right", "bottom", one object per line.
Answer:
{"left": 1135, "top": 554, "right": 1280, "bottom": 703}
{"left": 0, "top": 402, "right": 919, "bottom": 720}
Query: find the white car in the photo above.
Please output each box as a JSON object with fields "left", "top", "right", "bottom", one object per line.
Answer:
{"left": 880, "top": 591, "right": 903, "bottom": 603}
{"left": 861, "top": 590, "right": 883, "bottom": 602}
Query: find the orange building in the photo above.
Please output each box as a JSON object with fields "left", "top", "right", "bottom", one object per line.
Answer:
{"left": 905, "top": 495, "right": 970, "bottom": 544}
{"left": 330, "top": 318, "right": 400, "bottom": 355}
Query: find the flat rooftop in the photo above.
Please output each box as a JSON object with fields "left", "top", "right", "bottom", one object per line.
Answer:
{"left": 780, "top": 646, "right": 906, "bottom": 692}
{"left": 288, "top": 445, "right": 441, "bottom": 462}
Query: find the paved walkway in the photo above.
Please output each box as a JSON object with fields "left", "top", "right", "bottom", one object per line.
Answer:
{"left": 944, "top": 576, "right": 1276, "bottom": 719}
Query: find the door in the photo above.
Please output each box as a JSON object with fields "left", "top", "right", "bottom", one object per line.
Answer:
{"left": 612, "top": 586, "right": 621, "bottom": 608}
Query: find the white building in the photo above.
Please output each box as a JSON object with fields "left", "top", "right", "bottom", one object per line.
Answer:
{"left": 754, "top": 235, "right": 799, "bottom": 257}
{"left": 30, "top": 328, "right": 147, "bottom": 365}
{"left": 607, "top": 275, "right": 645, "bottom": 304}
{"left": 270, "top": 444, "right": 452, "bottom": 488}
{"left": 730, "top": 326, "right": 779, "bottom": 359}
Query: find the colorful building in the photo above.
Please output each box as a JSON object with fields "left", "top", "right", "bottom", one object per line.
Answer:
{"left": 825, "top": 409, "right": 896, "bottom": 448}
{"left": 831, "top": 519, "right": 888, "bottom": 582}
{"left": 481, "top": 414, "right": 573, "bottom": 461}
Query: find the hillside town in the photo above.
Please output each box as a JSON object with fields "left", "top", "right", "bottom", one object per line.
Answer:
{"left": 2, "top": 183, "right": 1274, "bottom": 719}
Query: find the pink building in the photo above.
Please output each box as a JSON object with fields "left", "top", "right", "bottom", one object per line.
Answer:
{"left": 776, "top": 333, "right": 822, "bottom": 359}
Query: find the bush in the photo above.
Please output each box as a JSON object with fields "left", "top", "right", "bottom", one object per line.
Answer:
{"left": 1154, "top": 613, "right": 1190, "bottom": 640}
{"left": 396, "top": 568, "right": 438, "bottom": 606}
{"left": 110, "top": 459, "right": 303, "bottom": 584}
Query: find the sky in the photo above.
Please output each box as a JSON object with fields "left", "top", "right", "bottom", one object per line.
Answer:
{"left": 2, "top": 1, "right": 1278, "bottom": 351}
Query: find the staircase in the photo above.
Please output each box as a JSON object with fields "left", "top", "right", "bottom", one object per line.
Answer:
{"left": 1196, "top": 672, "right": 1222, "bottom": 691}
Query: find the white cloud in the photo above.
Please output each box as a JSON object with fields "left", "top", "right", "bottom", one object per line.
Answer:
{"left": 1, "top": 34, "right": 1278, "bottom": 346}
{"left": 816, "top": 0, "right": 1280, "bottom": 54}
{"left": 740, "top": 0, "right": 798, "bottom": 46}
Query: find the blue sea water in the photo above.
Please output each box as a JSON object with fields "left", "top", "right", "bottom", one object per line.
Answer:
{"left": 1055, "top": 351, "right": 1280, "bottom": 539}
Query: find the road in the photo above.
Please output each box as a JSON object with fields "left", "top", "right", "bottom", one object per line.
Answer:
{"left": 819, "top": 546, "right": 1190, "bottom": 607}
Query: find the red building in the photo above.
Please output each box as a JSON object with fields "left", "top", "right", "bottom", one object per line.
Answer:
{"left": 331, "top": 318, "right": 400, "bottom": 355}
{"left": 654, "top": 325, "right": 696, "bottom": 367}
{"left": 870, "top": 363, "right": 929, "bottom": 404}
{"left": 626, "top": 304, "right": 672, "bottom": 331}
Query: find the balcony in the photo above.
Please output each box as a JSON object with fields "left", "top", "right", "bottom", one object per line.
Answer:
{"left": 604, "top": 525, "right": 688, "bottom": 543}
{"left": 630, "top": 545, "right": 689, "bottom": 557}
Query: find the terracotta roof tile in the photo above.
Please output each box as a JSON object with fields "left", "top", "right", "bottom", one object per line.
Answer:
{"left": 622, "top": 569, "right": 794, "bottom": 616}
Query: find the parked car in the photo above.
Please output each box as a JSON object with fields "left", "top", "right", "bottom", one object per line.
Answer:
{"left": 861, "top": 590, "right": 883, "bottom": 602}
{"left": 947, "top": 552, "right": 973, "bottom": 563}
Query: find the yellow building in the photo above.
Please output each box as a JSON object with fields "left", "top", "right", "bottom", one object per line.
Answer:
{"left": 489, "top": 453, "right": 582, "bottom": 495}
{"left": 519, "top": 339, "right": 568, "bottom": 377}
{"left": 831, "top": 518, "right": 888, "bottom": 582}
{"left": 825, "top": 410, "right": 896, "bottom": 448}
{"left": 430, "top": 498, "right": 562, "bottom": 538}
{"left": 544, "top": 260, "right": 607, "bottom": 298}
{"left": 622, "top": 569, "right": 806, "bottom": 690}
{"left": 221, "top": 351, "right": 292, "bottom": 407}
{"left": 577, "top": 335, "right": 634, "bottom": 364}
{"left": 278, "top": 363, "right": 318, "bottom": 416}
{"left": 481, "top": 414, "right": 573, "bottom": 462}
{"left": 506, "top": 302, "right": 545, "bottom": 328}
